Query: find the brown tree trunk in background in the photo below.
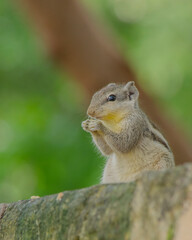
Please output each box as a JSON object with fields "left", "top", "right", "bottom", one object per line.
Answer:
{"left": 18, "top": 0, "right": 191, "bottom": 164}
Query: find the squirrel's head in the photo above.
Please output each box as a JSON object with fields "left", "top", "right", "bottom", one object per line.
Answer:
{"left": 87, "top": 81, "right": 139, "bottom": 122}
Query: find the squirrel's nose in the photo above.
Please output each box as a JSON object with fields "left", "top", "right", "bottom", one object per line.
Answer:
{"left": 87, "top": 108, "right": 95, "bottom": 117}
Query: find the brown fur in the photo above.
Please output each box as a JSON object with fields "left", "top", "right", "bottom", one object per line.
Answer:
{"left": 82, "top": 82, "right": 175, "bottom": 183}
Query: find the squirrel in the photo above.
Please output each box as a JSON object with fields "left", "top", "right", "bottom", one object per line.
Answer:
{"left": 82, "top": 81, "right": 175, "bottom": 183}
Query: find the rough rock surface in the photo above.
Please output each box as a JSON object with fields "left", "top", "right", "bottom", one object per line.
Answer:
{"left": 0, "top": 164, "right": 192, "bottom": 240}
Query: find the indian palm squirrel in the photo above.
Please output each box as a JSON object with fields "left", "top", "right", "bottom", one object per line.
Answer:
{"left": 82, "top": 81, "right": 175, "bottom": 183}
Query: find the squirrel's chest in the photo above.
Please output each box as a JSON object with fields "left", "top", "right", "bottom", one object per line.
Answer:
{"left": 102, "top": 151, "right": 144, "bottom": 183}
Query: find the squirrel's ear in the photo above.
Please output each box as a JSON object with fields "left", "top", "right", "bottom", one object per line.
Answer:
{"left": 124, "top": 81, "right": 139, "bottom": 100}
{"left": 107, "top": 83, "right": 116, "bottom": 87}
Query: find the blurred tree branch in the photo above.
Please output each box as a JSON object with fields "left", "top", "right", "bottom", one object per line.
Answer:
{"left": 18, "top": 0, "right": 191, "bottom": 164}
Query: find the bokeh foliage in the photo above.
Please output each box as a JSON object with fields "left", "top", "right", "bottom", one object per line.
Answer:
{"left": 0, "top": 0, "right": 103, "bottom": 202}
{"left": 0, "top": 0, "right": 191, "bottom": 202}
{"left": 84, "top": 0, "right": 192, "bottom": 132}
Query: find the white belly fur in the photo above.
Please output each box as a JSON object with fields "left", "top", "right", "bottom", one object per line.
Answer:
{"left": 102, "top": 138, "right": 174, "bottom": 183}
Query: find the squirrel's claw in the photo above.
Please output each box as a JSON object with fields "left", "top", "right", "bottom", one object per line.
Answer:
{"left": 81, "top": 120, "right": 90, "bottom": 132}
{"left": 82, "top": 119, "right": 100, "bottom": 132}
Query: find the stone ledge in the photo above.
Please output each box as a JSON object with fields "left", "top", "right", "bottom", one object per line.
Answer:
{"left": 0, "top": 163, "right": 192, "bottom": 240}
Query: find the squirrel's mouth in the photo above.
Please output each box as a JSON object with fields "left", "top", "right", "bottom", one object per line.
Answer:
{"left": 87, "top": 109, "right": 103, "bottom": 119}
{"left": 88, "top": 112, "right": 119, "bottom": 121}
{"left": 88, "top": 115, "right": 102, "bottom": 120}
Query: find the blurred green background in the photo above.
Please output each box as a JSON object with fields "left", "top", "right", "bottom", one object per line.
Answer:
{"left": 0, "top": 0, "right": 191, "bottom": 202}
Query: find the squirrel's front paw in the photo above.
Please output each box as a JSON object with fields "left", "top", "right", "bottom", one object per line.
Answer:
{"left": 82, "top": 119, "right": 101, "bottom": 132}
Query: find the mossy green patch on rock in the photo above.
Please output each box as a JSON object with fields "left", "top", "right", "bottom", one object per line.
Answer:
{"left": 167, "top": 224, "right": 174, "bottom": 240}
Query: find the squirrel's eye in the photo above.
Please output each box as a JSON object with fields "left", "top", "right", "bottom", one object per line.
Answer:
{"left": 107, "top": 94, "right": 116, "bottom": 102}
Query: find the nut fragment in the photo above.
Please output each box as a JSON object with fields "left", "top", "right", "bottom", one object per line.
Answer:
{"left": 56, "top": 192, "right": 64, "bottom": 201}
